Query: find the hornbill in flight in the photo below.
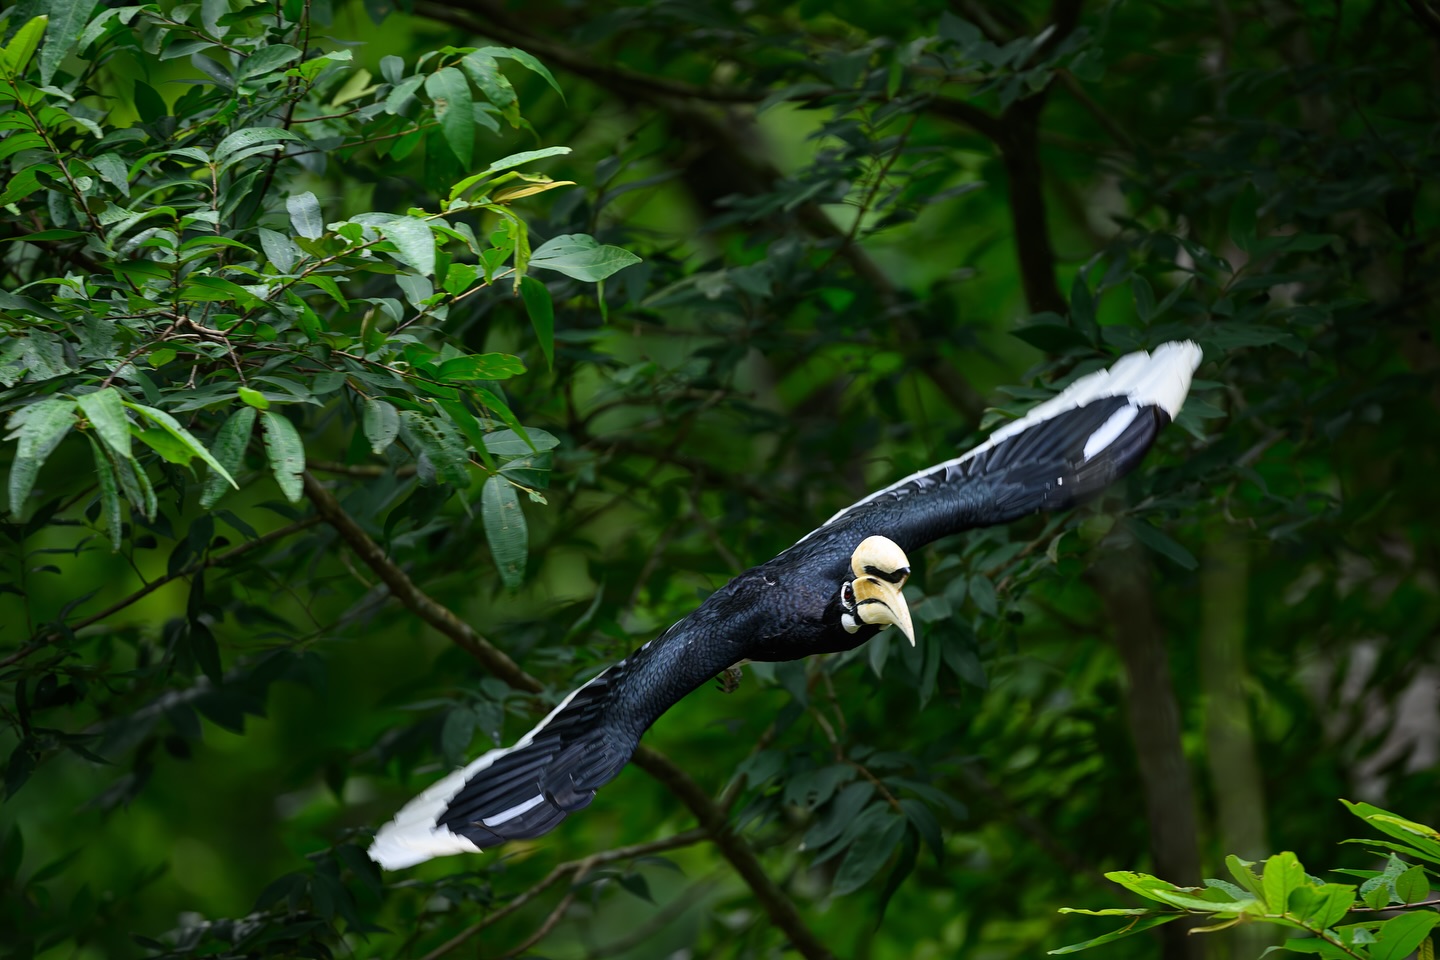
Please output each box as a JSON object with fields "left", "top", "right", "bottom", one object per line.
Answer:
{"left": 369, "top": 342, "right": 1202, "bottom": 869}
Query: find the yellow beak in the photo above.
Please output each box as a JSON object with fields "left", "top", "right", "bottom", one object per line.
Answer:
{"left": 853, "top": 576, "right": 916, "bottom": 646}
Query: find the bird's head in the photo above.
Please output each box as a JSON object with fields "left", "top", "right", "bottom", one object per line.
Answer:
{"left": 839, "top": 535, "right": 915, "bottom": 646}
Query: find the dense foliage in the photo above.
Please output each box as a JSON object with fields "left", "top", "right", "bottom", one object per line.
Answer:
{"left": 1055, "top": 802, "right": 1440, "bottom": 959}
{"left": 1, "top": 1, "right": 1436, "bottom": 959}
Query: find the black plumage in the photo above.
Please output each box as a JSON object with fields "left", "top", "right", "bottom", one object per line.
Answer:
{"left": 369, "top": 342, "right": 1201, "bottom": 869}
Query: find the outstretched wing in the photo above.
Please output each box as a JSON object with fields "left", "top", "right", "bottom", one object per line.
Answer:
{"left": 369, "top": 592, "right": 760, "bottom": 870}
{"left": 798, "top": 341, "right": 1202, "bottom": 554}
{"left": 370, "top": 342, "right": 1201, "bottom": 869}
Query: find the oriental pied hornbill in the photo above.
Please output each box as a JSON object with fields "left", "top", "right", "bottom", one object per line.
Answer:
{"left": 368, "top": 341, "right": 1202, "bottom": 869}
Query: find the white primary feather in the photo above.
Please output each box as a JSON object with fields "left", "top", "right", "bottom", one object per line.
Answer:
{"left": 807, "top": 341, "right": 1202, "bottom": 538}
{"left": 367, "top": 672, "right": 606, "bottom": 870}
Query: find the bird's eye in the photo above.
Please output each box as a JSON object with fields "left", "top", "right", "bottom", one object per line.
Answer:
{"left": 841, "top": 581, "right": 856, "bottom": 609}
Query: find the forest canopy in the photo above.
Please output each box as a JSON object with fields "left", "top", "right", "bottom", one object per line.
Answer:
{"left": 0, "top": 1, "right": 1436, "bottom": 959}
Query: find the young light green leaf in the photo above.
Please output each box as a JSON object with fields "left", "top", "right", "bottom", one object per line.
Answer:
{"left": 363, "top": 399, "right": 399, "bottom": 455}
{"left": 88, "top": 436, "right": 123, "bottom": 552}
{"left": 76, "top": 388, "right": 132, "bottom": 460}
{"left": 1048, "top": 915, "right": 1182, "bottom": 955}
{"left": 237, "top": 387, "right": 269, "bottom": 410}
{"left": 481, "top": 475, "right": 527, "bottom": 589}
{"left": 260, "top": 410, "right": 304, "bottom": 503}
{"left": 1261, "top": 853, "right": 1306, "bottom": 920}
{"left": 200, "top": 407, "right": 256, "bottom": 509}
{"left": 424, "top": 66, "right": 474, "bottom": 167}
{"left": 123, "top": 402, "right": 237, "bottom": 488}
{"left": 5, "top": 397, "right": 75, "bottom": 516}
{"left": 530, "top": 233, "right": 641, "bottom": 282}
{"left": 447, "top": 146, "right": 572, "bottom": 201}
{"left": 286, "top": 191, "right": 323, "bottom": 240}
{"left": 519, "top": 276, "right": 554, "bottom": 369}
{"left": 1396, "top": 864, "right": 1430, "bottom": 905}
{"left": 1, "top": 16, "right": 48, "bottom": 81}
{"left": 436, "top": 352, "right": 526, "bottom": 382}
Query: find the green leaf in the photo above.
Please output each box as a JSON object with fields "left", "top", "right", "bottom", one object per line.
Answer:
{"left": 447, "top": 146, "right": 573, "bottom": 200}
{"left": 214, "top": 127, "right": 307, "bottom": 164}
{"left": 5, "top": 397, "right": 75, "bottom": 517}
{"left": 519, "top": 276, "right": 554, "bottom": 369}
{"left": 124, "top": 403, "right": 238, "bottom": 489}
{"left": 287, "top": 191, "right": 323, "bottom": 240}
{"left": 425, "top": 66, "right": 474, "bottom": 167}
{"left": 88, "top": 436, "right": 123, "bottom": 552}
{"left": 363, "top": 399, "right": 399, "bottom": 455}
{"left": 400, "top": 411, "right": 470, "bottom": 486}
{"left": 200, "top": 407, "right": 256, "bottom": 509}
{"left": 260, "top": 411, "right": 304, "bottom": 503}
{"left": 39, "top": 3, "right": 86, "bottom": 85}
{"left": 1372, "top": 913, "right": 1440, "bottom": 960}
{"left": 1262, "top": 853, "right": 1306, "bottom": 919}
{"left": 1, "top": 16, "right": 48, "bottom": 80}
{"left": 530, "top": 233, "right": 641, "bottom": 282}
{"left": 481, "top": 475, "right": 527, "bottom": 589}
{"left": 1229, "top": 182, "right": 1258, "bottom": 254}
{"left": 482, "top": 428, "right": 558, "bottom": 456}
{"left": 1396, "top": 864, "right": 1430, "bottom": 904}
{"left": 832, "top": 810, "right": 906, "bottom": 896}
{"left": 459, "top": 51, "right": 516, "bottom": 112}
{"left": 76, "top": 388, "right": 132, "bottom": 460}
{"left": 239, "top": 44, "right": 302, "bottom": 79}
{"left": 358, "top": 214, "right": 436, "bottom": 276}
{"left": 436, "top": 353, "right": 526, "bottom": 382}
{"left": 237, "top": 387, "right": 269, "bottom": 410}
{"left": 1048, "top": 915, "right": 1181, "bottom": 954}
{"left": 1069, "top": 271, "right": 1099, "bottom": 342}
{"left": 440, "top": 706, "right": 475, "bottom": 765}
{"left": 476, "top": 45, "right": 565, "bottom": 101}
{"left": 1127, "top": 518, "right": 1198, "bottom": 570}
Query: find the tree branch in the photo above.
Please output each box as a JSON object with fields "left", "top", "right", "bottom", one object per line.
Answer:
{"left": 2, "top": 516, "right": 324, "bottom": 671}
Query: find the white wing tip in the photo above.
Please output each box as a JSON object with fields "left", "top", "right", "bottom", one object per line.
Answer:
{"left": 368, "top": 822, "right": 483, "bottom": 870}
{"left": 1142, "top": 340, "right": 1203, "bottom": 419}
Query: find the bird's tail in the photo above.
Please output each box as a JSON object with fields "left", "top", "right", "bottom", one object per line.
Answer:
{"left": 367, "top": 667, "right": 636, "bottom": 870}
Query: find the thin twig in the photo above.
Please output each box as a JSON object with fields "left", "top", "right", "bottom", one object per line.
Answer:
{"left": 2, "top": 517, "right": 324, "bottom": 670}
{"left": 415, "top": 833, "right": 707, "bottom": 960}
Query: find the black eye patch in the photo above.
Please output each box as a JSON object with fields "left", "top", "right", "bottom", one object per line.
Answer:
{"left": 862, "top": 564, "right": 909, "bottom": 584}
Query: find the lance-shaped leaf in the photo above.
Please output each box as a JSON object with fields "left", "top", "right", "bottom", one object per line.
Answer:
{"left": 363, "top": 399, "right": 399, "bottom": 455}
{"left": 260, "top": 411, "right": 304, "bottom": 503}
{"left": 520, "top": 276, "right": 554, "bottom": 369}
{"left": 200, "top": 407, "right": 256, "bottom": 509}
{"left": 5, "top": 397, "right": 75, "bottom": 517}
{"left": 436, "top": 352, "right": 526, "bottom": 382}
{"left": 76, "top": 388, "right": 132, "bottom": 460}
{"left": 123, "top": 402, "right": 238, "bottom": 489}
{"left": 88, "top": 436, "right": 123, "bottom": 552}
{"left": 530, "top": 233, "right": 641, "bottom": 282}
{"left": 481, "top": 475, "right": 527, "bottom": 589}
{"left": 424, "top": 66, "right": 474, "bottom": 167}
